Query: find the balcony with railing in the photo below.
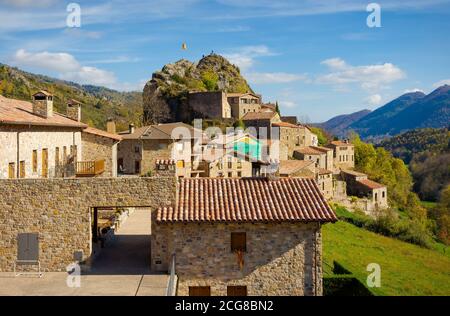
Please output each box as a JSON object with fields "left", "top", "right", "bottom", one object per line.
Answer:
{"left": 76, "top": 160, "right": 105, "bottom": 177}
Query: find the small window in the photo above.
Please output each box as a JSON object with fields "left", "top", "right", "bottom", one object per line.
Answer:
{"left": 237, "top": 160, "right": 242, "bottom": 169}
{"left": 382, "top": 191, "right": 385, "bottom": 198}
{"left": 237, "top": 171, "right": 242, "bottom": 177}
{"left": 227, "top": 286, "right": 247, "bottom": 296}
{"left": 189, "top": 286, "right": 211, "bottom": 296}
{"left": 134, "top": 146, "right": 140, "bottom": 153}
{"left": 228, "top": 172, "right": 233, "bottom": 178}
{"left": 231, "top": 232, "right": 246, "bottom": 252}
{"left": 228, "top": 160, "right": 232, "bottom": 169}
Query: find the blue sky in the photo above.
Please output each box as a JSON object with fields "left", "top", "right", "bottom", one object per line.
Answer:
{"left": 0, "top": 0, "right": 449, "bottom": 122}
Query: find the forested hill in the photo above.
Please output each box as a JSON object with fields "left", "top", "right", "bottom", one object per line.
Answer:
{"left": 0, "top": 63, "right": 143, "bottom": 131}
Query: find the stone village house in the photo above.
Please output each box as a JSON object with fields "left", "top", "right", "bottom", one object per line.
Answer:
{"left": 188, "top": 91, "right": 262, "bottom": 120}
{"left": 153, "top": 177, "right": 337, "bottom": 296}
{"left": 117, "top": 122, "right": 201, "bottom": 178}
{"left": 0, "top": 92, "right": 120, "bottom": 179}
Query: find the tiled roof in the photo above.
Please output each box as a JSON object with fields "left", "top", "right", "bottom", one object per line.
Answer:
{"left": 157, "top": 178, "right": 337, "bottom": 223}
{"left": 318, "top": 168, "right": 333, "bottom": 175}
{"left": 272, "top": 121, "right": 299, "bottom": 128}
{"left": 242, "top": 111, "right": 278, "bottom": 120}
{"left": 357, "top": 179, "right": 385, "bottom": 189}
{"left": 330, "top": 140, "right": 353, "bottom": 146}
{"left": 0, "top": 95, "right": 87, "bottom": 128}
{"left": 294, "top": 146, "right": 327, "bottom": 155}
{"left": 120, "top": 122, "right": 199, "bottom": 140}
{"left": 83, "top": 127, "right": 122, "bottom": 141}
{"left": 279, "top": 160, "right": 314, "bottom": 175}
{"left": 341, "top": 169, "right": 367, "bottom": 177}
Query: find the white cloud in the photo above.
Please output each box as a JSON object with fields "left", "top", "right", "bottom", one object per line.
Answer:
{"left": 365, "top": 94, "right": 383, "bottom": 106}
{"left": 433, "top": 79, "right": 450, "bottom": 88}
{"left": 279, "top": 101, "right": 296, "bottom": 108}
{"left": 0, "top": 0, "right": 56, "bottom": 7}
{"left": 403, "top": 88, "right": 424, "bottom": 93}
{"left": 62, "top": 66, "right": 117, "bottom": 86}
{"left": 12, "top": 49, "right": 80, "bottom": 72}
{"left": 317, "top": 57, "right": 405, "bottom": 91}
{"left": 11, "top": 49, "right": 141, "bottom": 91}
{"left": 223, "top": 45, "right": 276, "bottom": 70}
{"left": 245, "top": 72, "right": 308, "bottom": 84}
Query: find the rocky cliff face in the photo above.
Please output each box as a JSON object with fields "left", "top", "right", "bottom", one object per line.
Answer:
{"left": 142, "top": 54, "right": 253, "bottom": 124}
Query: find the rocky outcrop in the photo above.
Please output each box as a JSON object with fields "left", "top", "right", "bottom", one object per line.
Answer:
{"left": 142, "top": 54, "right": 253, "bottom": 124}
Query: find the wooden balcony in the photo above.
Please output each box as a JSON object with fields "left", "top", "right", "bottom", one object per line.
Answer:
{"left": 76, "top": 160, "right": 105, "bottom": 177}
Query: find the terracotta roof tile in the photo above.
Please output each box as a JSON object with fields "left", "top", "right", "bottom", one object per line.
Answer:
{"left": 272, "top": 121, "right": 299, "bottom": 128}
{"left": 357, "top": 179, "right": 385, "bottom": 189}
{"left": 242, "top": 111, "right": 277, "bottom": 120}
{"left": 83, "top": 126, "right": 122, "bottom": 141}
{"left": 279, "top": 160, "right": 314, "bottom": 175}
{"left": 157, "top": 178, "right": 337, "bottom": 223}
{"left": 294, "top": 146, "right": 328, "bottom": 155}
{"left": 0, "top": 95, "right": 86, "bottom": 128}
{"left": 330, "top": 140, "right": 353, "bottom": 146}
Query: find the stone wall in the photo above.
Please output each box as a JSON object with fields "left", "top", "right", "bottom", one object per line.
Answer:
{"left": 0, "top": 125, "right": 82, "bottom": 179}
{"left": 81, "top": 132, "right": 118, "bottom": 177}
{"left": 0, "top": 177, "right": 176, "bottom": 272}
{"left": 188, "top": 92, "right": 231, "bottom": 119}
{"left": 151, "top": 220, "right": 323, "bottom": 296}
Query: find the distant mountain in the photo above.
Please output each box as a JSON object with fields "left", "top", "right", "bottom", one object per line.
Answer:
{"left": 349, "top": 91, "right": 426, "bottom": 138}
{"left": 320, "top": 86, "right": 450, "bottom": 139}
{"left": 317, "top": 109, "right": 371, "bottom": 137}
{"left": 0, "top": 63, "right": 143, "bottom": 131}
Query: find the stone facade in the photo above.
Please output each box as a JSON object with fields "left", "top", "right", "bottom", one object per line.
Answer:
{"left": 326, "top": 141, "right": 355, "bottom": 170}
{"left": 228, "top": 93, "right": 262, "bottom": 119}
{"left": 0, "top": 177, "right": 176, "bottom": 272}
{"left": 81, "top": 132, "right": 118, "bottom": 177}
{"left": 188, "top": 91, "right": 231, "bottom": 119}
{"left": 205, "top": 155, "right": 252, "bottom": 178}
{"left": 317, "top": 171, "right": 333, "bottom": 200}
{"left": 0, "top": 125, "right": 82, "bottom": 179}
{"left": 151, "top": 220, "right": 323, "bottom": 296}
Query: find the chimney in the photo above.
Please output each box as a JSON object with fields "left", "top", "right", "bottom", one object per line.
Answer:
{"left": 129, "top": 123, "right": 135, "bottom": 134}
{"left": 32, "top": 91, "right": 53, "bottom": 118}
{"left": 106, "top": 118, "right": 116, "bottom": 134}
{"left": 66, "top": 99, "right": 81, "bottom": 122}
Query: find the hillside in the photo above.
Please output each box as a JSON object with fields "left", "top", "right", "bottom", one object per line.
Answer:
{"left": 378, "top": 127, "right": 449, "bottom": 201}
{"left": 379, "top": 127, "right": 449, "bottom": 164}
{"left": 317, "top": 109, "right": 371, "bottom": 137}
{"left": 0, "top": 63, "right": 143, "bottom": 131}
{"left": 142, "top": 53, "right": 253, "bottom": 124}
{"left": 323, "top": 220, "right": 450, "bottom": 295}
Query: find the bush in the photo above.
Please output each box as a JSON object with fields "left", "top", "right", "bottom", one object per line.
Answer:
{"left": 323, "top": 276, "right": 374, "bottom": 296}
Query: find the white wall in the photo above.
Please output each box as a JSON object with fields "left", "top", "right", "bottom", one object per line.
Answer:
{"left": 0, "top": 127, "right": 81, "bottom": 179}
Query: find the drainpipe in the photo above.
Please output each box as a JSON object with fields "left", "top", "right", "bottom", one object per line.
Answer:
{"left": 16, "top": 131, "right": 20, "bottom": 178}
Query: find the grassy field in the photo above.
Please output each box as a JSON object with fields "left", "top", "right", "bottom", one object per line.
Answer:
{"left": 322, "top": 221, "right": 450, "bottom": 296}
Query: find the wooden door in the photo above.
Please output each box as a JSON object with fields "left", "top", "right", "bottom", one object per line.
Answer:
{"left": 19, "top": 161, "right": 25, "bottom": 178}
{"left": 8, "top": 163, "right": 15, "bottom": 179}
{"left": 42, "top": 149, "right": 48, "bottom": 178}
{"left": 189, "top": 286, "right": 211, "bottom": 296}
{"left": 135, "top": 160, "right": 140, "bottom": 174}
{"left": 227, "top": 286, "right": 247, "bottom": 296}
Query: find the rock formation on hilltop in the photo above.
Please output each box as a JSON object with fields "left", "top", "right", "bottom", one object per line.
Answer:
{"left": 142, "top": 54, "right": 253, "bottom": 124}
